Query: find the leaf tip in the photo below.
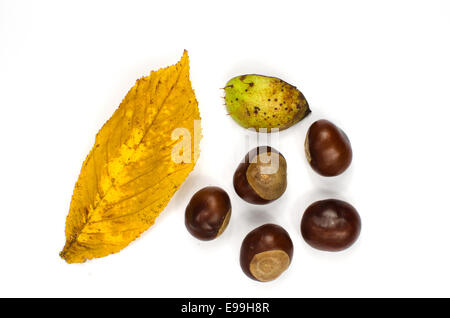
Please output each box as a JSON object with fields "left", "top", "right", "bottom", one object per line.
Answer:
{"left": 181, "top": 50, "right": 190, "bottom": 65}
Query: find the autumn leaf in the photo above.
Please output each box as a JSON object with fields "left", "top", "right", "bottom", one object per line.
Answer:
{"left": 60, "top": 51, "right": 201, "bottom": 263}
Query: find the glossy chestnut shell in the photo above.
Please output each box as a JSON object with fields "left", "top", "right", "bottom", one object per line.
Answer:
{"left": 305, "top": 119, "right": 352, "bottom": 176}
{"left": 233, "top": 146, "right": 287, "bottom": 205}
{"left": 301, "top": 199, "right": 361, "bottom": 251}
{"left": 240, "top": 224, "right": 293, "bottom": 282}
{"left": 185, "top": 186, "right": 232, "bottom": 241}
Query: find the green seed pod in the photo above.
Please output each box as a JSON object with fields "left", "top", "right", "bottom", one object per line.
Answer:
{"left": 224, "top": 74, "right": 310, "bottom": 132}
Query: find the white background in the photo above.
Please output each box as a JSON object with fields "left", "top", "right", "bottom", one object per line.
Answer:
{"left": 1, "top": 0, "right": 450, "bottom": 297}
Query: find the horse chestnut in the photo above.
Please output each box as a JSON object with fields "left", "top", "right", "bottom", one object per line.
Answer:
{"left": 301, "top": 199, "right": 361, "bottom": 251}
{"left": 240, "top": 224, "right": 294, "bottom": 282}
{"left": 305, "top": 119, "right": 352, "bottom": 176}
{"left": 185, "top": 186, "right": 232, "bottom": 241}
{"left": 233, "top": 146, "right": 287, "bottom": 205}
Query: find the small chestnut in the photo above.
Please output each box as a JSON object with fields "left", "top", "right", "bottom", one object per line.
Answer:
{"left": 305, "top": 119, "right": 352, "bottom": 176}
{"left": 240, "top": 224, "right": 293, "bottom": 282}
{"left": 185, "top": 186, "right": 232, "bottom": 241}
{"left": 233, "top": 146, "right": 287, "bottom": 205}
{"left": 301, "top": 199, "right": 361, "bottom": 251}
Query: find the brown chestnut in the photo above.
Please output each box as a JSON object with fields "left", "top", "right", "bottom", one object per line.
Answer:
{"left": 301, "top": 199, "right": 361, "bottom": 251}
{"left": 240, "top": 224, "right": 293, "bottom": 282}
{"left": 305, "top": 119, "right": 352, "bottom": 176}
{"left": 233, "top": 146, "right": 287, "bottom": 205}
{"left": 185, "top": 186, "right": 232, "bottom": 241}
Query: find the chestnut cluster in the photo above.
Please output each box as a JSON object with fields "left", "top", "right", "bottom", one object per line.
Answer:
{"left": 184, "top": 119, "right": 361, "bottom": 283}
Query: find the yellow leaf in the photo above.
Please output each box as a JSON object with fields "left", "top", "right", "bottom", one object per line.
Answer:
{"left": 60, "top": 51, "right": 201, "bottom": 263}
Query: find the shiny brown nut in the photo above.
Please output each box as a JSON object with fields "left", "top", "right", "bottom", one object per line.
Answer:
{"left": 301, "top": 199, "right": 361, "bottom": 251}
{"left": 305, "top": 119, "right": 352, "bottom": 176}
{"left": 233, "top": 146, "right": 287, "bottom": 205}
{"left": 240, "top": 224, "right": 293, "bottom": 282}
{"left": 185, "top": 186, "right": 232, "bottom": 241}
